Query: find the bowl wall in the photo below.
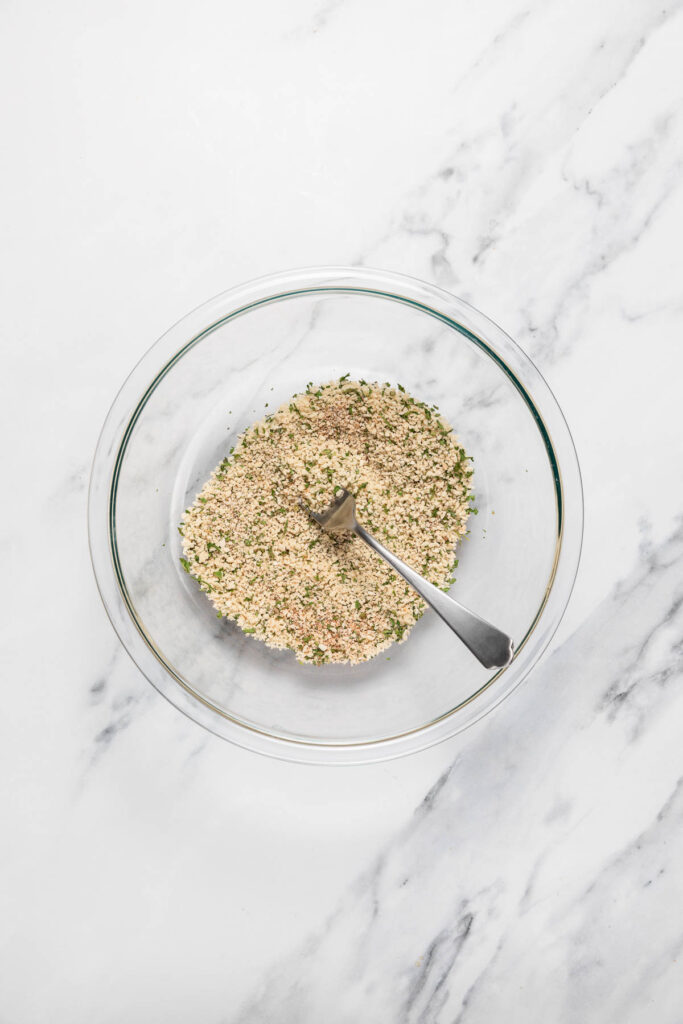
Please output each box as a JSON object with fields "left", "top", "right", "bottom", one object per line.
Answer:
{"left": 90, "top": 268, "right": 582, "bottom": 762}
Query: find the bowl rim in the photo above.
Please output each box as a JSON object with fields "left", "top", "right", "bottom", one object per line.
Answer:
{"left": 88, "top": 265, "right": 583, "bottom": 764}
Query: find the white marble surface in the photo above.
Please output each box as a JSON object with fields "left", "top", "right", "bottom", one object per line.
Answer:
{"left": 1, "top": 0, "right": 682, "bottom": 1020}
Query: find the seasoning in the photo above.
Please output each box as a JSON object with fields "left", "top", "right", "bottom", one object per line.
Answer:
{"left": 180, "top": 379, "right": 472, "bottom": 664}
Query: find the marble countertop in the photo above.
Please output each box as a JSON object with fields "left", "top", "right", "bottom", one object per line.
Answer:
{"left": 2, "top": 0, "right": 682, "bottom": 1020}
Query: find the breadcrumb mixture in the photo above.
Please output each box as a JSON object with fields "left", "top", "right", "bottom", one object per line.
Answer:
{"left": 180, "top": 378, "right": 473, "bottom": 664}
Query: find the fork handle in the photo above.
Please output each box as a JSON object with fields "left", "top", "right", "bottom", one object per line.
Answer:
{"left": 353, "top": 524, "right": 514, "bottom": 670}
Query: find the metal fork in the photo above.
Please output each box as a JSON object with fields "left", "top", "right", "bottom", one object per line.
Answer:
{"left": 299, "top": 488, "right": 514, "bottom": 669}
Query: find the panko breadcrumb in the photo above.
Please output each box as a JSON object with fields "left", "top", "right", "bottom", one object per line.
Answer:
{"left": 180, "top": 378, "right": 473, "bottom": 664}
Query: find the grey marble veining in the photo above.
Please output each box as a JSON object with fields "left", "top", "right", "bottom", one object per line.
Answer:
{"left": 229, "top": 524, "right": 683, "bottom": 1023}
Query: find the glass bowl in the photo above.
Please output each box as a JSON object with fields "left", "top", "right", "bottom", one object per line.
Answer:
{"left": 88, "top": 267, "right": 582, "bottom": 764}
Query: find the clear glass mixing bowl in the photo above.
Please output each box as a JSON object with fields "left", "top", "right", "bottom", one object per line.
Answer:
{"left": 88, "top": 267, "right": 583, "bottom": 763}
